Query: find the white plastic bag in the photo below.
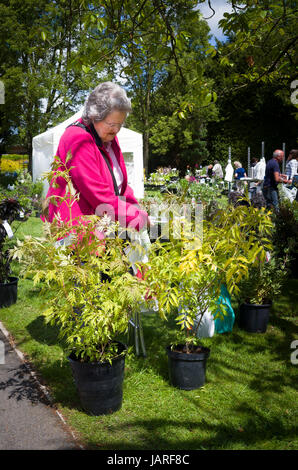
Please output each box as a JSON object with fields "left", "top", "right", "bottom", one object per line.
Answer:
{"left": 193, "top": 310, "right": 215, "bottom": 338}
{"left": 124, "top": 229, "right": 151, "bottom": 275}
{"left": 177, "top": 284, "right": 215, "bottom": 338}
{"left": 279, "top": 184, "right": 297, "bottom": 203}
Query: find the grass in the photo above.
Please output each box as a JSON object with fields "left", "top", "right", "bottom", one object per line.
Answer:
{"left": 0, "top": 216, "right": 297, "bottom": 450}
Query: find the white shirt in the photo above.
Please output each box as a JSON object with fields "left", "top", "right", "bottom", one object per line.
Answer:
{"left": 213, "top": 163, "right": 223, "bottom": 178}
{"left": 286, "top": 159, "right": 298, "bottom": 180}
{"left": 252, "top": 160, "right": 266, "bottom": 180}
{"left": 104, "top": 142, "right": 124, "bottom": 192}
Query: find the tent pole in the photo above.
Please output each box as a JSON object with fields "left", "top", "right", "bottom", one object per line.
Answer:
{"left": 282, "top": 143, "right": 286, "bottom": 173}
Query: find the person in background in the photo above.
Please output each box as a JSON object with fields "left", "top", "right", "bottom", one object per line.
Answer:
{"left": 262, "top": 149, "right": 287, "bottom": 211}
{"left": 250, "top": 157, "right": 265, "bottom": 195}
{"left": 234, "top": 161, "right": 247, "bottom": 180}
{"left": 251, "top": 157, "right": 259, "bottom": 168}
{"left": 206, "top": 164, "right": 213, "bottom": 178}
{"left": 44, "top": 82, "right": 149, "bottom": 235}
{"left": 233, "top": 161, "right": 247, "bottom": 191}
{"left": 285, "top": 149, "right": 298, "bottom": 183}
{"left": 251, "top": 157, "right": 260, "bottom": 175}
{"left": 212, "top": 160, "right": 223, "bottom": 178}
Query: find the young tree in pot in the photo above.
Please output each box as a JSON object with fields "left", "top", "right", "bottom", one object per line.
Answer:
{"left": 11, "top": 158, "right": 148, "bottom": 415}
{"left": 145, "top": 203, "right": 274, "bottom": 390}
{"left": 0, "top": 198, "right": 22, "bottom": 307}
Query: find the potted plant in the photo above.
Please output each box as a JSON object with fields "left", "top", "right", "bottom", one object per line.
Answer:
{"left": 0, "top": 197, "right": 22, "bottom": 307}
{"left": 11, "top": 157, "right": 148, "bottom": 415}
{"left": 31, "top": 194, "right": 44, "bottom": 217}
{"left": 237, "top": 253, "right": 289, "bottom": 333}
{"left": 272, "top": 199, "right": 298, "bottom": 278}
{"left": 145, "top": 203, "right": 274, "bottom": 390}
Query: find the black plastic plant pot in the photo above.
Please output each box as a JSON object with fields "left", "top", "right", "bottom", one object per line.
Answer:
{"left": 239, "top": 302, "right": 271, "bottom": 333}
{"left": 0, "top": 276, "right": 18, "bottom": 308}
{"left": 166, "top": 344, "right": 210, "bottom": 391}
{"left": 68, "top": 342, "right": 127, "bottom": 416}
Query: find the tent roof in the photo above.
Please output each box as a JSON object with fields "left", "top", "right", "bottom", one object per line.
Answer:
{"left": 33, "top": 108, "right": 142, "bottom": 147}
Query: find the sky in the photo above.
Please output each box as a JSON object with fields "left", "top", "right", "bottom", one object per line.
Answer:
{"left": 197, "top": 0, "right": 234, "bottom": 45}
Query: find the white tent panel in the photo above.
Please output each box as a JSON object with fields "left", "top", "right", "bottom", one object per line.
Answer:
{"left": 32, "top": 109, "right": 144, "bottom": 199}
{"left": 117, "top": 127, "right": 144, "bottom": 199}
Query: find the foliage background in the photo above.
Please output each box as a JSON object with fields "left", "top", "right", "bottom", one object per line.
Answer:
{"left": 0, "top": 0, "right": 297, "bottom": 174}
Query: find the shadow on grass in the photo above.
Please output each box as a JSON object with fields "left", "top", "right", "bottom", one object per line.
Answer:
{"left": 274, "top": 278, "right": 298, "bottom": 317}
{"left": 34, "top": 358, "right": 81, "bottom": 409}
{"left": 123, "top": 312, "right": 177, "bottom": 383}
{"left": 27, "top": 315, "right": 62, "bottom": 347}
{"left": 24, "top": 316, "right": 82, "bottom": 408}
{"left": 85, "top": 413, "right": 297, "bottom": 450}
{"left": 123, "top": 305, "right": 298, "bottom": 387}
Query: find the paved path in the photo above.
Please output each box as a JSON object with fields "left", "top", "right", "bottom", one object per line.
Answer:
{"left": 0, "top": 326, "right": 82, "bottom": 450}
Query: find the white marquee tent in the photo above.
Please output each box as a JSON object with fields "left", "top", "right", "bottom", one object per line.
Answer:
{"left": 32, "top": 109, "right": 145, "bottom": 199}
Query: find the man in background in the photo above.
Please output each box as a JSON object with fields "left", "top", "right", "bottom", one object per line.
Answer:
{"left": 262, "top": 149, "right": 287, "bottom": 211}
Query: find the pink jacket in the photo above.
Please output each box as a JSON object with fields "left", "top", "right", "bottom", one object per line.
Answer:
{"left": 45, "top": 119, "right": 148, "bottom": 231}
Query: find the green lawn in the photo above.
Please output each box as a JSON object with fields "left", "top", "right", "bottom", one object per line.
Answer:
{"left": 0, "top": 217, "right": 297, "bottom": 450}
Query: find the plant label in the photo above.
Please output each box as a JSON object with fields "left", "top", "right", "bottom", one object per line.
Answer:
{"left": 3, "top": 220, "right": 14, "bottom": 238}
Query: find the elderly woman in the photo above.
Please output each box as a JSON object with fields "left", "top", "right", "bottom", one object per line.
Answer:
{"left": 45, "top": 82, "right": 149, "bottom": 232}
{"left": 212, "top": 160, "right": 223, "bottom": 179}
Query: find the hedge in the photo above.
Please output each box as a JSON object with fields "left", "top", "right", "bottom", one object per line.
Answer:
{"left": 1, "top": 154, "right": 29, "bottom": 161}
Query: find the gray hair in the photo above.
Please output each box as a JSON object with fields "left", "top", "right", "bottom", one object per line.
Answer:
{"left": 273, "top": 150, "right": 284, "bottom": 158}
{"left": 82, "top": 82, "right": 131, "bottom": 125}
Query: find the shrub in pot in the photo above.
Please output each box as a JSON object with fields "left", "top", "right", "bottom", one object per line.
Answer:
{"left": 11, "top": 158, "right": 148, "bottom": 415}
{"left": 145, "top": 203, "right": 274, "bottom": 389}
{"left": 237, "top": 254, "right": 289, "bottom": 333}
{"left": 0, "top": 198, "right": 22, "bottom": 307}
{"left": 271, "top": 199, "right": 298, "bottom": 278}
{"left": 31, "top": 195, "right": 44, "bottom": 217}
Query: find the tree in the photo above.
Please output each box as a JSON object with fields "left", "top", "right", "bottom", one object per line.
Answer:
{"left": 120, "top": 3, "right": 217, "bottom": 172}
{"left": 201, "top": 0, "right": 298, "bottom": 166}
{"left": 195, "top": 0, "right": 297, "bottom": 85}
{"left": 85, "top": 0, "right": 215, "bottom": 173}
{"left": 0, "top": 0, "right": 107, "bottom": 170}
{"left": 0, "top": 1, "right": 224, "bottom": 172}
